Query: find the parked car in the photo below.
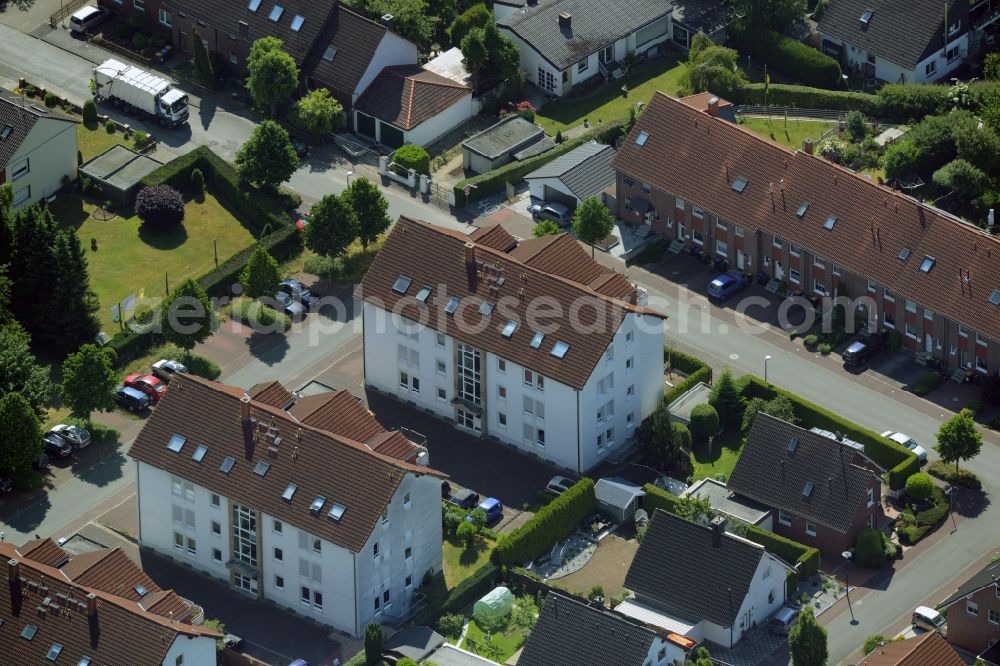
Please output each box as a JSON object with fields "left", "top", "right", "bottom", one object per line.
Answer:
{"left": 273, "top": 291, "right": 307, "bottom": 318}
{"left": 0, "top": 477, "right": 13, "bottom": 493}
{"left": 295, "top": 209, "right": 311, "bottom": 231}
{"left": 288, "top": 660, "right": 309, "bottom": 666}
{"left": 707, "top": 270, "right": 749, "bottom": 300}
{"left": 115, "top": 385, "right": 151, "bottom": 412}
{"left": 123, "top": 373, "right": 167, "bottom": 402}
{"left": 912, "top": 605, "right": 946, "bottom": 633}
{"left": 151, "top": 358, "right": 188, "bottom": 383}
{"left": 447, "top": 487, "right": 479, "bottom": 510}
{"left": 33, "top": 453, "right": 49, "bottom": 470}
{"left": 842, "top": 329, "right": 889, "bottom": 367}
{"left": 545, "top": 476, "right": 575, "bottom": 496}
{"left": 47, "top": 424, "right": 91, "bottom": 449}
{"left": 881, "top": 431, "right": 928, "bottom": 463}
{"left": 43, "top": 433, "right": 73, "bottom": 459}
{"left": 223, "top": 634, "right": 244, "bottom": 651}
{"left": 769, "top": 606, "right": 800, "bottom": 634}
{"left": 69, "top": 5, "right": 108, "bottom": 33}
{"left": 279, "top": 279, "right": 319, "bottom": 309}
{"left": 468, "top": 497, "right": 503, "bottom": 526}
{"left": 530, "top": 202, "right": 573, "bottom": 226}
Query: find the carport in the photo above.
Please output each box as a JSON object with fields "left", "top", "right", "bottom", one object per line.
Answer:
{"left": 595, "top": 477, "right": 645, "bottom": 523}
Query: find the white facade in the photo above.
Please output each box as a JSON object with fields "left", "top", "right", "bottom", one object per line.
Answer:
{"left": 161, "top": 634, "right": 218, "bottom": 666}
{"left": 354, "top": 32, "right": 420, "bottom": 103}
{"left": 6, "top": 117, "right": 77, "bottom": 208}
{"left": 362, "top": 301, "right": 664, "bottom": 473}
{"left": 354, "top": 90, "right": 474, "bottom": 148}
{"left": 821, "top": 32, "right": 969, "bottom": 83}
{"left": 136, "top": 460, "right": 442, "bottom": 637}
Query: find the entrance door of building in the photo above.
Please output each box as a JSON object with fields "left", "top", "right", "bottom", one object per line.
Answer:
{"left": 775, "top": 261, "right": 784, "bottom": 280}
{"left": 678, "top": 223, "right": 687, "bottom": 241}
{"left": 737, "top": 250, "right": 745, "bottom": 270}
{"left": 925, "top": 333, "right": 933, "bottom": 353}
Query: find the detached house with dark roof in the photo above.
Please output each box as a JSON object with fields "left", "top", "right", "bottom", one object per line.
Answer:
{"left": 128, "top": 374, "right": 445, "bottom": 638}
{"left": 613, "top": 90, "right": 1000, "bottom": 374}
{"left": 524, "top": 141, "right": 616, "bottom": 209}
{"left": 496, "top": 0, "right": 673, "bottom": 97}
{"left": 620, "top": 511, "right": 793, "bottom": 648}
{"left": 727, "top": 414, "right": 884, "bottom": 557}
{"left": 357, "top": 217, "right": 665, "bottom": 474}
{"left": 818, "top": 0, "right": 969, "bottom": 83}
{"left": 937, "top": 557, "right": 1000, "bottom": 655}
{"left": 0, "top": 93, "right": 77, "bottom": 208}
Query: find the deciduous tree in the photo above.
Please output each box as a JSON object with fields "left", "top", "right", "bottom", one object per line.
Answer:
{"left": 683, "top": 33, "right": 745, "bottom": 100}
{"left": 236, "top": 120, "right": 300, "bottom": 190}
{"left": 239, "top": 245, "right": 282, "bottom": 300}
{"left": 935, "top": 408, "right": 982, "bottom": 473}
{"left": 572, "top": 197, "right": 614, "bottom": 257}
{"left": 160, "top": 279, "right": 214, "bottom": 354}
{"left": 532, "top": 220, "right": 560, "bottom": 237}
{"left": 305, "top": 193, "right": 358, "bottom": 259}
{"left": 449, "top": 2, "right": 490, "bottom": 47}
{"left": 245, "top": 37, "right": 299, "bottom": 116}
{"left": 343, "top": 177, "right": 391, "bottom": 249}
{"left": 733, "top": 0, "right": 807, "bottom": 30}
{"left": 292, "top": 88, "right": 343, "bottom": 140}
{"left": 61, "top": 343, "right": 117, "bottom": 421}
{"left": 0, "top": 392, "right": 42, "bottom": 480}
{"left": 366, "top": 0, "right": 433, "bottom": 49}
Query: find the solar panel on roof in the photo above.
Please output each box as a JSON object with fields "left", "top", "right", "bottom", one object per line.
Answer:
{"left": 220, "top": 456, "right": 236, "bottom": 473}
{"left": 445, "top": 297, "right": 460, "bottom": 314}
{"left": 253, "top": 460, "right": 271, "bottom": 477}
{"left": 192, "top": 444, "right": 208, "bottom": 462}
{"left": 392, "top": 275, "right": 412, "bottom": 294}
{"left": 551, "top": 341, "right": 570, "bottom": 358}
{"left": 328, "top": 502, "right": 347, "bottom": 521}
{"left": 167, "top": 434, "right": 186, "bottom": 453}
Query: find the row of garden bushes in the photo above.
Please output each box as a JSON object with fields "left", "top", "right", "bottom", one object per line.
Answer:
{"left": 740, "top": 375, "right": 919, "bottom": 488}
{"left": 729, "top": 21, "right": 842, "bottom": 89}
{"left": 897, "top": 485, "right": 949, "bottom": 544}
{"left": 491, "top": 478, "right": 596, "bottom": 566}
{"left": 454, "top": 121, "right": 623, "bottom": 207}
{"left": 664, "top": 345, "right": 713, "bottom": 405}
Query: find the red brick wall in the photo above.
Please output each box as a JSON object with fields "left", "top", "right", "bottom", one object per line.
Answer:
{"left": 945, "top": 584, "right": 1000, "bottom": 653}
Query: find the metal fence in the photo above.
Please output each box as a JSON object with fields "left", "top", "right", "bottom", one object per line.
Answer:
{"left": 332, "top": 133, "right": 381, "bottom": 167}
{"left": 50, "top": 0, "right": 89, "bottom": 27}
{"left": 735, "top": 105, "right": 848, "bottom": 121}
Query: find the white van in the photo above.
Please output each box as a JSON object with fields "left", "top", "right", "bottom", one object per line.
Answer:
{"left": 912, "top": 606, "right": 947, "bottom": 633}
{"left": 69, "top": 6, "right": 108, "bottom": 34}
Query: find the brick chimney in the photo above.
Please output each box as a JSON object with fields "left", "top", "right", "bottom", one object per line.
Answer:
{"left": 710, "top": 515, "right": 726, "bottom": 546}
{"left": 380, "top": 13, "right": 395, "bottom": 30}
{"left": 803, "top": 138, "right": 814, "bottom": 155}
{"left": 7, "top": 559, "right": 21, "bottom": 615}
{"left": 465, "top": 242, "right": 478, "bottom": 291}
{"left": 558, "top": 11, "right": 572, "bottom": 29}
{"left": 240, "top": 393, "right": 251, "bottom": 421}
{"left": 707, "top": 96, "right": 720, "bottom": 117}
{"left": 87, "top": 593, "right": 99, "bottom": 647}
{"left": 240, "top": 394, "right": 255, "bottom": 457}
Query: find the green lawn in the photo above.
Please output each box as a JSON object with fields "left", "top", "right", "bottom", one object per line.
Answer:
{"left": 535, "top": 55, "right": 687, "bottom": 134}
{"left": 690, "top": 429, "right": 744, "bottom": 483}
{"left": 443, "top": 535, "right": 494, "bottom": 589}
{"left": 77, "top": 121, "right": 129, "bottom": 161}
{"left": 737, "top": 116, "right": 835, "bottom": 150}
{"left": 460, "top": 619, "right": 526, "bottom": 663}
{"left": 47, "top": 192, "right": 255, "bottom": 332}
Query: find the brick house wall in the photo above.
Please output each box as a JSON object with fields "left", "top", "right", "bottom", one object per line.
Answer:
{"left": 945, "top": 583, "right": 1000, "bottom": 653}
{"left": 615, "top": 176, "right": 1000, "bottom": 375}
{"left": 168, "top": 12, "right": 253, "bottom": 72}
{"left": 100, "top": 0, "right": 166, "bottom": 30}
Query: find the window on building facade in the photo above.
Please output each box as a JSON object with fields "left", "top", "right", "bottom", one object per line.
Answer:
{"left": 805, "top": 522, "right": 817, "bottom": 536}
{"left": 789, "top": 244, "right": 801, "bottom": 257}
{"left": 692, "top": 206, "right": 704, "bottom": 218}
{"left": 905, "top": 323, "right": 917, "bottom": 339}
{"left": 158, "top": 9, "right": 172, "bottom": 26}
{"left": 905, "top": 299, "right": 916, "bottom": 313}
{"left": 641, "top": 182, "right": 651, "bottom": 194}
{"left": 778, "top": 511, "right": 791, "bottom": 526}
{"left": 457, "top": 344, "right": 481, "bottom": 405}
{"left": 789, "top": 269, "right": 801, "bottom": 285}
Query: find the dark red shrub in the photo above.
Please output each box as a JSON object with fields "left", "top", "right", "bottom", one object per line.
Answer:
{"left": 135, "top": 185, "right": 184, "bottom": 228}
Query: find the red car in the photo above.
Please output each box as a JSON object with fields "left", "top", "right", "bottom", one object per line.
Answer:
{"left": 295, "top": 209, "right": 311, "bottom": 231}
{"left": 123, "top": 373, "right": 167, "bottom": 402}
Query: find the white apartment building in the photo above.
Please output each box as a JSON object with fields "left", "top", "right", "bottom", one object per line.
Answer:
{"left": 129, "top": 375, "right": 445, "bottom": 638}
{"left": 359, "top": 218, "right": 666, "bottom": 474}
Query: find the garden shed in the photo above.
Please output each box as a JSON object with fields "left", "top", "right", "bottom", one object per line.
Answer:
{"left": 79, "top": 144, "right": 162, "bottom": 207}
{"left": 595, "top": 477, "right": 646, "bottom": 523}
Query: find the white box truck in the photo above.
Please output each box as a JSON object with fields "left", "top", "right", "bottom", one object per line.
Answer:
{"left": 92, "top": 59, "right": 189, "bottom": 128}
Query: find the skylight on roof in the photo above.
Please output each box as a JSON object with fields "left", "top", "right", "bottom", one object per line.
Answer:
{"left": 21, "top": 624, "right": 38, "bottom": 640}
{"left": 282, "top": 483, "right": 298, "bottom": 502}
{"left": 192, "top": 444, "right": 208, "bottom": 462}
{"left": 220, "top": 456, "right": 236, "bottom": 473}
{"left": 268, "top": 4, "right": 284, "bottom": 21}
{"left": 635, "top": 131, "right": 649, "bottom": 146}
{"left": 501, "top": 320, "right": 517, "bottom": 338}
{"left": 823, "top": 215, "right": 837, "bottom": 230}
{"left": 46, "top": 643, "right": 62, "bottom": 661}
{"left": 860, "top": 9, "right": 873, "bottom": 25}
{"left": 253, "top": 460, "right": 271, "bottom": 477}
{"left": 310, "top": 495, "right": 327, "bottom": 514}
{"left": 328, "top": 502, "right": 347, "bottom": 521}
{"left": 530, "top": 332, "right": 544, "bottom": 349}
{"left": 0, "top": 125, "right": 12, "bottom": 140}
{"left": 479, "top": 301, "right": 494, "bottom": 316}
{"left": 392, "top": 275, "right": 412, "bottom": 294}
{"left": 247, "top": 0, "right": 262, "bottom": 11}
{"left": 445, "top": 296, "right": 460, "bottom": 314}
{"left": 989, "top": 289, "right": 1000, "bottom": 306}
{"left": 802, "top": 481, "right": 815, "bottom": 497}
{"left": 919, "top": 256, "right": 936, "bottom": 273}
{"left": 551, "top": 341, "right": 570, "bottom": 359}
{"left": 167, "top": 434, "right": 186, "bottom": 453}
{"left": 322, "top": 46, "right": 337, "bottom": 61}
{"left": 133, "top": 585, "right": 148, "bottom": 598}
{"left": 898, "top": 247, "right": 911, "bottom": 261}
{"left": 731, "top": 176, "right": 749, "bottom": 193}
{"left": 290, "top": 14, "right": 304, "bottom": 31}
{"left": 415, "top": 286, "right": 432, "bottom": 303}
{"left": 788, "top": 436, "right": 799, "bottom": 453}
{"left": 77, "top": 659, "right": 91, "bottom": 666}
{"left": 796, "top": 202, "right": 809, "bottom": 218}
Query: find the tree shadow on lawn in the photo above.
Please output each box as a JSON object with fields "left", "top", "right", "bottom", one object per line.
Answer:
{"left": 138, "top": 220, "right": 188, "bottom": 251}
{"left": 46, "top": 194, "right": 91, "bottom": 230}
{"left": 691, "top": 429, "right": 743, "bottom": 479}
{"left": 456, "top": 537, "right": 491, "bottom": 567}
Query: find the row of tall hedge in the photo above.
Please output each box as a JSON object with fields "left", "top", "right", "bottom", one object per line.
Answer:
{"left": 735, "top": 83, "right": 878, "bottom": 116}
{"left": 740, "top": 375, "right": 919, "bottom": 489}
{"left": 664, "top": 345, "right": 714, "bottom": 405}
{"left": 491, "top": 478, "right": 597, "bottom": 566}
{"left": 729, "top": 22, "right": 842, "bottom": 89}
{"left": 454, "top": 121, "right": 623, "bottom": 207}
{"left": 441, "top": 562, "right": 498, "bottom": 615}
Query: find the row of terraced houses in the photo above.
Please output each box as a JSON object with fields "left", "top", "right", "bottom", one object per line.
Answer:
{"left": 613, "top": 92, "right": 1000, "bottom": 376}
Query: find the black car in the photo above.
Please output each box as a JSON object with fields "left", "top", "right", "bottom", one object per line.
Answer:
{"left": 279, "top": 279, "right": 319, "bottom": 309}
{"left": 447, "top": 487, "right": 480, "bottom": 510}
{"left": 115, "top": 385, "right": 151, "bottom": 412}
{"left": 43, "top": 433, "right": 73, "bottom": 459}
{"left": 842, "top": 329, "right": 890, "bottom": 367}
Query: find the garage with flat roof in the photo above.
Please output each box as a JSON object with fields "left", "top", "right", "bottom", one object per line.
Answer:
{"left": 79, "top": 144, "right": 163, "bottom": 207}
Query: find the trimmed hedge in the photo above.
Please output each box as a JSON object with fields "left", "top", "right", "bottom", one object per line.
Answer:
{"left": 664, "top": 345, "right": 714, "bottom": 406}
{"left": 735, "top": 83, "right": 878, "bottom": 115}
{"left": 441, "top": 562, "right": 497, "bottom": 615}
{"left": 730, "top": 22, "right": 841, "bottom": 88}
{"left": 455, "top": 121, "right": 622, "bottom": 206}
{"left": 665, "top": 345, "right": 708, "bottom": 375}
{"left": 491, "top": 478, "right": 596, "bottom": 566}
{"left": 873, "top": 84, "right": 951, "bottom": 123}
{"left": 643, "top": 483, "right": 682, "bottom": 514}
{"left": 740, "top": 375, "right": 918, "bottom": 489}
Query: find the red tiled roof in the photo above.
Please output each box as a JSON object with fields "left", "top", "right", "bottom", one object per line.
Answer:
{"left": 18, "top": 538, "right": 70, "bottom": 568}
{"left": 510, "top": 234, "right": 637, "bottom": 301}
{"left": 470, "top": 224, "right": 519, "bottom": 252}
{"left": 249, "top": 380, "right": 295, "bottom": 408}
{"left": 129, "top": 374, "right": 445, "bottom": 553}
{"left": 858, "top": 631, "right": 964, "bottom": 666}
{"left": 613, "top": 92, "right": 1000, "bottom": 340}
{"left": 354, "top": 65, "right": 470, "bottom": 131}
{"left": 358, "top": 218, "right": 664, "bottom": 390}
{"left": 0, "top": 542, "right": 218, "bottom": 666}
{"left": 678, "top": 91, "right": 734, "bottom": 114}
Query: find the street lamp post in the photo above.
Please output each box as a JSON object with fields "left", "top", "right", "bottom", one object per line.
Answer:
{"left": 345, "top": 170, "right": 354, "bottom": 187}
{"left": 842, "top": 551, "right": 857, "bottom": 625}
{"left": 764, "top": 355, "right": 773, "bottom": 383}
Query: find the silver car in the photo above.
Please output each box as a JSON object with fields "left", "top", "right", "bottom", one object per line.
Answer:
{"left": 530, "top": 202, "right": 573, "bottom": 227}
{"left": 152, "top": 358, "right": 188, "bottom": 383}
{"left": 48, "top": 424, "right": 91, "bottom": 449}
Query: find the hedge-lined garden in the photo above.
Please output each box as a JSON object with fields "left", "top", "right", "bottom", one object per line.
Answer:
{"left": 729, "top": 21, "right": 842, "bottom": 89}
{"left": 664, "top": 345, "right": 713, "bottom": 405}
{"left": 491, "top": 478, "right": 596, "bottom": 566}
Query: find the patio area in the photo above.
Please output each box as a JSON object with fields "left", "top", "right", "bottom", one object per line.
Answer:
{"left": 547, "top": 533, "right": 640, "bottom": 599}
